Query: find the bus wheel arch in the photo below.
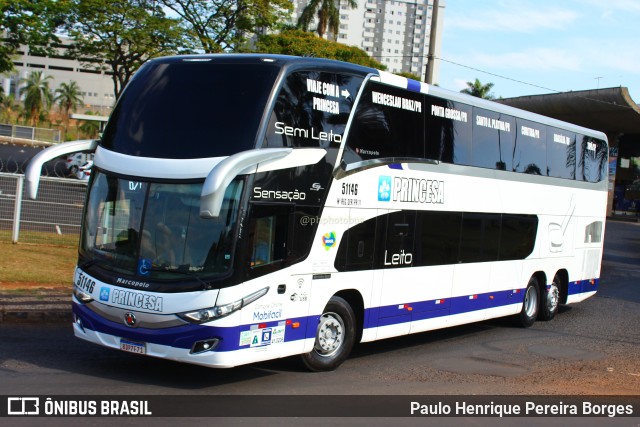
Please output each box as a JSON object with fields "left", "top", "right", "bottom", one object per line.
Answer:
{"left": 334, "top": 289, "right": 364, "bottom": 344}
{"left": 301, "top": 291, "right": 362, "bottom": 372}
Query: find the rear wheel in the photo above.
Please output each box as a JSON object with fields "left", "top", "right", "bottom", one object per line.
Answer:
{"left": 516, "top": 276, "right": 540, "bottom": 327}
{"left": 539, "top": 274, "right": 560, "bottom": 321}
{"left": 301, "top": 296, "right": 356, "bottom": 372}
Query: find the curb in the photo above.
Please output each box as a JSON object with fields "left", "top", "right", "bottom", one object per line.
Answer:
{"left": 0, "top": 292, "right": 71, "bottom": 323}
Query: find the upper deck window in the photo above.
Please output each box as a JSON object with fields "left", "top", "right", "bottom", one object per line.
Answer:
{"left": 263, "top": 70, "right": 364, "bottom": 149}
{"left": 101, "top": 60, "right": 281, "bottom": 159}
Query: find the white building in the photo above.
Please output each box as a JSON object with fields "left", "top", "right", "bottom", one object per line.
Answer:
{"left": 1, "top": 36, "right": 115, "bottom": 114}
{"left": 292, "top": 0, "right": 445, "bottom": 81}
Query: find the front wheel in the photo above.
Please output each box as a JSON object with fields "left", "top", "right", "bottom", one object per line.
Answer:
{"left": 516, "top": 276, "right": 540, "bottom": 328}
{"left": 301, "top": 296, "right": 356, "bottom": 372}
{"left": 539, "top": 274, "right": 560, "bottom": 321}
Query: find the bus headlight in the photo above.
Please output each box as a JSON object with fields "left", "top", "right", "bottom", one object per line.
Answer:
{"left": 73, "top": 287, "right": 94, "bottom": 304}
{"left": 178, "top": 287, "right": 269, "bottom": 324}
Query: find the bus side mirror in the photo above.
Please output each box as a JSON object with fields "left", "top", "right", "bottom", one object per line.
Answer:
{"left": 25, "top": 139, "right": 98, "bottom": 199}
{"left": 199, "top": 148, "right": 292, "bottom": 219}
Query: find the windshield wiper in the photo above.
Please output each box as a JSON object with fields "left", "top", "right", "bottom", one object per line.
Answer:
{"left": 79, "top": 258, "right": 102, "bottom": 270}
{"left": 141, "top": 264, "right": 213, "bottom": 290}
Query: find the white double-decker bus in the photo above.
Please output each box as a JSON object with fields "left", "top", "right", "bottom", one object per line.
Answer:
{"left": 26, "top": 55, "right": 608, "bottom": 371}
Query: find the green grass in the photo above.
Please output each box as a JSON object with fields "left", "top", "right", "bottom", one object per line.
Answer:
{"left": 0, "top": 241, "right": 77, "bottom": 286}
{"left": 0, "top": 230, "right": 79, "bottom": 247}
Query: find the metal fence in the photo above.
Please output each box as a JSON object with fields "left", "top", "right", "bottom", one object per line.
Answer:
{"left": 0, "top": 123, "right": 61, "bottom": 145}
{"left": 0, "top": 172, "right": 87, "bottom": 246}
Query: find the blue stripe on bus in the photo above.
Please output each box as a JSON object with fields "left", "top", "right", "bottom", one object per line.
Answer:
{"left": 388, "top": 163, "right": 403, "bottom": 170}
{"left": 407, "top": 79, "right": 421, "bottom": 93}
{"left": 367, "top": 288, "right": 524, "bottom": 329}
{"left": 567, "top": 278, "right": 599, "bottom": 295}
{"left": 75, "top": 278, "right": 598, "bottom": 353}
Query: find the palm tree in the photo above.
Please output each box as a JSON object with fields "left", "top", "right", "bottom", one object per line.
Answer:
{"left": 19, "top": 71, "right": 53, "bottom": 127}
{"left": 298, "top": 0, "right": 357, "bottom": 39}
{"left": 461, "top": 78, "right": 495, "bottom": 100}
{"left": 54, "top": 81, "right": 84, "bottom": 137}
{"left": 78, "top": 111, "right": 100, "bottom": 139}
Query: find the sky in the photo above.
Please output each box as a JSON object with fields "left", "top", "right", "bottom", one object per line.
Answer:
{"left": 435, "top": 0, "right": 640, "bottom": 102}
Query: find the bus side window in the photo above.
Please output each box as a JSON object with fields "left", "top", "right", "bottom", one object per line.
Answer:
{"left": 578, "top": 135, "right": 608, "bottom": 182}
{"left": 246, "top": 204, "right": 290, "bottom": 268}
{"left": 381, "top": 211, "right": 416, "bottom": 268}
{"left": 514, "top": 118, "right": 546, "bottom": 175}
{"left": 335, "top": 216, "right": 377, "bottom": 271}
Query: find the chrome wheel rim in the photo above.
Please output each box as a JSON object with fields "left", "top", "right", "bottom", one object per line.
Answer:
{"left": 314, "top": 312, "right": 344, "bottom": 357}
{"left": 547, "top": 281, "right": 560, "bottom": 313}
{"left": 524, "top": 285, "right": 538, "bottom": 318}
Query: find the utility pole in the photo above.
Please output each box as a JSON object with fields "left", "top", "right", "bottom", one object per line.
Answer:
{"left": 425, "top": 0, "right": 440, "bottom": 84}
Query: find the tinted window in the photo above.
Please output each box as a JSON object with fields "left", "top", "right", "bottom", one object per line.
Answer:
{"left": 335, "top": 210, "right": 538, "bottom": 272}
{"left": 472, "top": 108, "right": 515, "bottom": 171}
{"left": 458, "top": 213, "right": 501, "bottom": 263}
{"left": 499, "top": 214, "right": 538, "bottom": 261}
{"left": 101, "top": 60, "right": 281, "bottom": 158}
{"left": 343, "top": 81, "right": 424, "bottom": 165}
{"left": 578, "top": 135, "right": 608, "bottom": 182}
{"left": 264, "top": 71, "right": 364, "bottom": 148}
{"left": 546, "top": 128, "right": 576, "bottom": 179}
{"left": 244, "top": 203, "right": 320, "bottom": 279}
{"left": 334, "top": 216, "right": 378, "bottom": 271}
{"left": 513, "top": 118, "right": 546, "bottom": 175}
{"left": 378, "top": 211, "right": 417, "bottom": 269}
{"left": 426, "top": 96, "right": 473, "bottom": 165}
{"left": 415, "top": 211, "right": 462, "bottom": 266}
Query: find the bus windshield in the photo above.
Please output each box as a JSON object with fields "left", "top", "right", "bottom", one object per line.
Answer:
{"left": 80, "top": 170, "right": 244, "bottom": 281}
{"left": 100, "top": 59, "right": 281, "bottom": 159}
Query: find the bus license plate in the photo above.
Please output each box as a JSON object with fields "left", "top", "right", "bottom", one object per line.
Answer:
{"left": 120, "top": 339, "right": 146, "bottom": 355}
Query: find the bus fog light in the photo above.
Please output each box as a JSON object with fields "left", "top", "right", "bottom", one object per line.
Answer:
{"left": 74, "top": 314, "right": 85, "bottom": 332}
{"left": 191, "top": 339, "right": 220, "bottom": 354}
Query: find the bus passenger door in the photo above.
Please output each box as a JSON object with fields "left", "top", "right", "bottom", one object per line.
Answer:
{"left": 243, "top": 203, "right": 313, "bottom": 358}
{"left": 375, "top": 210, "right": 416, "bottom": 339}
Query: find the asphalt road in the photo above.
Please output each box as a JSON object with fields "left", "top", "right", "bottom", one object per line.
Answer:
{"left": 0, "top": 220, "right": 638, "bottom": 425}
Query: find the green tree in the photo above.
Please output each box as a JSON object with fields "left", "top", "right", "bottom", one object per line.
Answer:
{"left": 1, "top": 94, "right": 19, "bottom": 123}
{"left": 78, "top": 111, "right": 100, "bottom": 139}
{"left": 297, "top": 0, "right": 357, "bottom": 39}
{"left": 255, "top": 30, "right": 385, "bottom": 70}
{"left": 461, "top": 78, "right": 495, "bottom": 100}
{"left": 54, "top": 81, "right": 84, "bottom": 137}
{"left": 0, "top": 0, "right": 71, "bottom": 74}
{"left": 159, "top": 0, "right": 293, "bottom": 53}
{"left": 66, "top": 0, "right": 189, "bottom": 99}
{"left": 19, "top": 71, "right": 53, "bottom": 127}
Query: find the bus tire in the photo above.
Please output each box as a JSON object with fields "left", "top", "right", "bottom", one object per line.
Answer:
{"left": 539, "top": 274, "right": 560, "bottom": 321}
{"left": 516, "top": 276, "right": 539, "bottom": 328}
{"left": 301, "top": 296, "right": 356, "bottom": 372}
